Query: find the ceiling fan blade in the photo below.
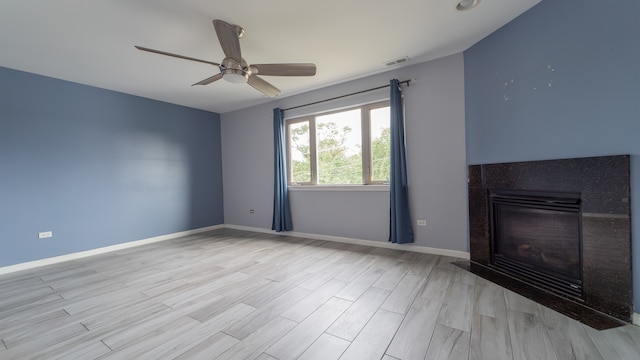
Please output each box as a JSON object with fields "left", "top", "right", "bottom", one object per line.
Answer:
{"left": 247, "top": 75, "right": 280, "bottom": 97}
{"left": 213, "top": 20, "right": 242, "bottom": 61}
{"left": 192, "top": 73, "right": 224, "bottom": 86}
{"left": 135, "top": 46, "right": 219, "bottom": 66}
{"left": 250, "top": 63, "right": 317, "bottom": 77}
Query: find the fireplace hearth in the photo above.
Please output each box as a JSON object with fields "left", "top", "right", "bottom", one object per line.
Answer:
{"left": 466, "top": 155, "right": 632, "bottom": 329}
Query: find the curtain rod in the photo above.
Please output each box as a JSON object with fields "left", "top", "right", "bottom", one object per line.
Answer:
{"left": 282, "top": 79, "right": 412, "bottom": 112}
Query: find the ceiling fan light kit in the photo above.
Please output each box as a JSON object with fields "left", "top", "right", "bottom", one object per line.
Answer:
{"left": 223, "top": 69, "right": 249, "bottom": 83}
{"left": 221, "top": 57, "right": 249, "bottom": 83}
{"left": 136, "top": 19, "right": 317, "bottom": 97}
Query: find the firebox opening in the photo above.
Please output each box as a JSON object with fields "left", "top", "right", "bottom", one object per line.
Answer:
{"left": 489, "top": 189, "right": 583, "bottom": 300}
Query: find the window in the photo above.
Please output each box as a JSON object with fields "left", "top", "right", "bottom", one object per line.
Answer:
{"left": 286, "top": 101, "right": 390, "bottom": 185}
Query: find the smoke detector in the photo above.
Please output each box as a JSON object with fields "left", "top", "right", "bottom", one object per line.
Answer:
{"left": 457, "top": 0, "right": 480, "bottom": 11}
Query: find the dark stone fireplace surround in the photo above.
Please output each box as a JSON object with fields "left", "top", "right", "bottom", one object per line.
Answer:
{"left": 465, "top": 155, "right": 632, "bottom": 329}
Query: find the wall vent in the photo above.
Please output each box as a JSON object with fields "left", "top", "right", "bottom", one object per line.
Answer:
{"left": 384, "top": 56, "right": 410, "bottom": 67}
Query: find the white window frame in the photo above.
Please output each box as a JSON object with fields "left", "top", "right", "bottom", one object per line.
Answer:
{"left": 285, "top": 100, "right": 390, "bottom": 186}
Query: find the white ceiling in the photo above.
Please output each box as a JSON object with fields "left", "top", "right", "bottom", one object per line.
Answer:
{"left": 0, "top": 0, "right": 540, "bottom": 114}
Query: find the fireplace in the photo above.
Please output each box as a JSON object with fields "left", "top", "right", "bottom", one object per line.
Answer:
{"left": 466, "top": 155, "right": 632, "bottom": 329}
{"left": 489, "top": 189, "right": 582, "bottom": 299}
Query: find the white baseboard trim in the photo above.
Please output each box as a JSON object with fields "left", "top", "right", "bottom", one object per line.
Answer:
{"left": 224, "top": 224, "right": 470, "bottom": 260}
{"left": 634, "top": 312, "right": 640, "bottom": 327}
{"left": 0, "top": 224, "right": 224, "bottom": 276}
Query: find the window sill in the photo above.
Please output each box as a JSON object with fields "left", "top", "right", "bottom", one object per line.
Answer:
{"left": 288, "top": 185, "right": 389, "bottom": 192}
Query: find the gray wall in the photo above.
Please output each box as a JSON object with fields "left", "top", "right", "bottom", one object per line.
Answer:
{"left": 0, "top": 67, "right": 224, "bottom": 267}
{"left": 221, "top": 54, "right": 468, "bottom": 252}
{"left": 463, "top": 0, "right": 640, "bottom": 311}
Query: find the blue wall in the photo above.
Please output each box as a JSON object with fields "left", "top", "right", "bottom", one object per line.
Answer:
{"left": 464, "top": 0, "right": 640, "bottom": 312}
{"left": 0, "top": 67, "right": 224, "bottom": 267}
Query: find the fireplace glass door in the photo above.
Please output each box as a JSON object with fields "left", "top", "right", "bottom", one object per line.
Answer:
{"left": 489, "top": 190, "right": 583, "bottom": 299}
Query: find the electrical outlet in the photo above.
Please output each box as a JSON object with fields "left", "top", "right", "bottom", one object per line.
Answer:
{"left": 38, "top": 231, "right": 53, "bottom": 239}
{"left": 417, "top": 220, "right": 427, "bottom": 226}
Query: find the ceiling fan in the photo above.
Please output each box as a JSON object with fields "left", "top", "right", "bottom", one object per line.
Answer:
{"left": 135, "top": 19, "right": 317, "bottom": 97}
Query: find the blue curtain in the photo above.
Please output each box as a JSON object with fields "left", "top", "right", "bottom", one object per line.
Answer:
{"left": 272, "top": 108, "right": 293, "bottom": 232}
{"left": 389, "top": 79, "right": 414, "bottom": 244}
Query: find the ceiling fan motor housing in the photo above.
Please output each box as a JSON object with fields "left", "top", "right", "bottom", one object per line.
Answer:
{"left": 221, "top": 57, "right": 250, "bottom": 83}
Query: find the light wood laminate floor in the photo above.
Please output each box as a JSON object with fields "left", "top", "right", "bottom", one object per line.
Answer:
{"left": 0, "top": 228, "right": 638, "bottom": 360}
